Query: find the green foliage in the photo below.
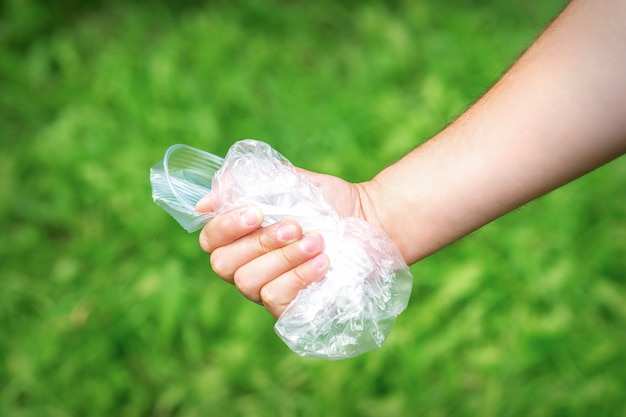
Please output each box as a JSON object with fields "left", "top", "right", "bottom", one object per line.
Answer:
{"left": 1, "top": 0, "right": 625, "bottom": 416}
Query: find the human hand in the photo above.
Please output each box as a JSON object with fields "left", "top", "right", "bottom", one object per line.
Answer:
{"left": 197, "top": 169, "right": 370, "bottom": 318}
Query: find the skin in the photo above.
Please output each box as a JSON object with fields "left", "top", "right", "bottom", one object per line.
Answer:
{"left": 197, "top": 0, "right": 626, "bottom": 318}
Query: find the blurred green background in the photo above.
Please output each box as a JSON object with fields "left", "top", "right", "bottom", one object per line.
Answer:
{"left": 2, "top": 0, "right": 625, "bottom": 416}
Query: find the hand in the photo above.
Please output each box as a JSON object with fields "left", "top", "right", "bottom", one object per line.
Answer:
{"left": 197, "top": 169, "right": 370, "bottom": 318}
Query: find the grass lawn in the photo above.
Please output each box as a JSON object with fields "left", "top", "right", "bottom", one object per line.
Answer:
{"left": 1, "top": 0, "right": 625, "bottom": 416}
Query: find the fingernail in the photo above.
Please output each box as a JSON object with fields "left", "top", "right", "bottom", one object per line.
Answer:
{"left": 240, "top": 207, "right": 261, "bottom": 226}
{"left": 299, "top": 233, "right": 323, "bottom": 253}
{"left": 276, "top": 223, "right": 298, "bottom": 242}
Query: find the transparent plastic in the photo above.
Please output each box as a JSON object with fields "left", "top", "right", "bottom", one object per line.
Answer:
{"left": 150, "top": 144, "right": 223, "bottom": 232}
{"left": 150, "top": 140, "right": 413, "bottom": 359}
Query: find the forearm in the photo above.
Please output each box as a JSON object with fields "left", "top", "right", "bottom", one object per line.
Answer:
{"left": 365, "top": 0, "right": 626, "bottom": 264}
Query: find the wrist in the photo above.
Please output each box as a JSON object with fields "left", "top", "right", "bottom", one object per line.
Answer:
{"left": 353, "top": 177, "right": 424, "bottom": 264}
{"left": 356, "top": 142, "right": 467, "bottom": 265}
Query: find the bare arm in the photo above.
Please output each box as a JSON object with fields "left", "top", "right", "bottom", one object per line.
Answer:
{"left": 365, "top": 0, "right": 626, "bottom": 264}
{"left": 198, "top": 0, "right": 626, "bottom": 317}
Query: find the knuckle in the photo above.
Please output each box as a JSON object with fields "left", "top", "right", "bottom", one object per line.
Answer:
{"left": 277, "top": 246, "right": 299, "bottom": 269}
{"left": 292, "top": 266, "right": 313, "bottom": 291}
{"left": 209, "top": 249, "right": 233, "bottom": 279}
{"left": 259, "top": 285, "right": 275, "bottom": 307}
{"left": 199, "top": 215, "right": 231, "bottom": 253}
{"left": 259, "top": 285, "right": 283, "bottom": 316}
{"left": 199, "top": 230, "right": 213, "bottom": 253}
{"left": 256, "top": 230, "right": 277, "bottom": 253}
{"left": 233, "top": 269, "right": 260, "bottom": 301}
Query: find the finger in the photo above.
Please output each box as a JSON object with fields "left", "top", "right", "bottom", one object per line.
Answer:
{"left": 209, "top": 220, "right": 303, "bottom": 282}
{"left": 199, "top": 206, "right": 263, "bottom": 253}
{"left": 260, "top": 253, "right": 330, "bottom": 318}
{"left": 195, "top": 191, "right": 218, "bottom": 213}
{"left": 233, "top": 232, "right": 325, "bottom": 304}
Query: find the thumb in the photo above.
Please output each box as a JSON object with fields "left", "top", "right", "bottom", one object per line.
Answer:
{"left": 195, "top": 191, "right": 219, "bottom": 213}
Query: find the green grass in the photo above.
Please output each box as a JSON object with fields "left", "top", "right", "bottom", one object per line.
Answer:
{"left": 2, "top": 0, "right": 625, "bottom": 416}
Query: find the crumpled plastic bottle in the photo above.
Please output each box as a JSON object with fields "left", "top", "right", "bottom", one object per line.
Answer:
{"left": 151, "top": 139, "right": 413, "bottom": 360}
